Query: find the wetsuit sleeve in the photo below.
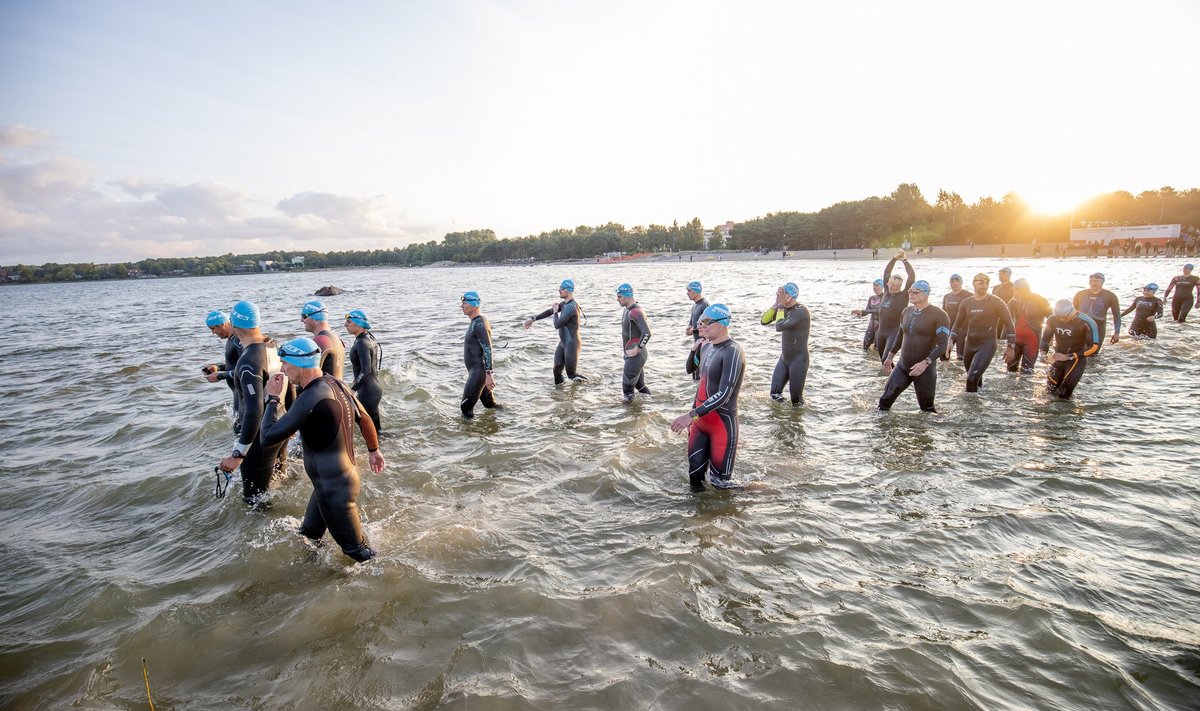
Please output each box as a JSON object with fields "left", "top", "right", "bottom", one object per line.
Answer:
{"left": 883, "top": 258, "right": 896, "bottom": 283}
{"left": 886, "top": 323, "right": 904, "bottom": 360}
{"left": 1107, "top": 293, "right": 1122, "bottom": 332}
{"left": 1072, "top": 291, "right": 1083, "bottom": 310}
{"left": 235, "top": 365, "right": 265, "bottom": 450}
{"left": 1039, "top": 322, "right": 1052, "bottom": 353}
{"left": 531, "top": 308, "right": 554, "bottom": 321}
{"left": 996, "top": 297, "right": 1016, "bottom": 342}
{"left": 775, "top": 305, "right": 809, "bottom": 333}
{"left": 1164, "top": 277, "right": 1177, "bottom": 298}
{"left": 552, "top": 301, "right": 576, "bottom": 329}
{"left": 760, "top": 306, "right": 781, "bottom": 325}
{"left": 901, "top": 259, "right": 915, "bottom": 290}
{"left": 1155, "top": 298, "right": 1163, "bottom": 318}
{"left": 632, "top": 308, "right": 651, "bottom": 348}
{"left": 349, "top": 338, "right": 366, "bottom": 390}
{"left": 259, "top": 387, "right": 318, "bottom": 449}
{"left": 927, "top": 311, "right": 951, "bottom": 363}
{"left": 685, "top": 347, "right": 701, "bottom": 375}
{"left": 475, "top": 319, "right": 494, "bottom": 370}
{"left": 692, "top": 345, "right": 744, "bottom": 417}
{"left": 328, "top": 378, "right": 379, "bottom": 451}
{"left": 950, "top": 302, "right": 967, "bottom": 337}
{"left": 1120, "top": 302, "right": 1136, "bottom": 318}
{"left": 1079, "top": 314, "right": 1100, "bottom": 356}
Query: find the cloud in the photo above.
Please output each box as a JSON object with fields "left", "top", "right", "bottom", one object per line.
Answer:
{"left": 0, "top": 131, "right": 439, "bottom": 264}
{"left": 0, "top": 125, "right": 51, "bottom": 148}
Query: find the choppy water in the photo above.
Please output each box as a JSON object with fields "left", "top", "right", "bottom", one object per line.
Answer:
{"left": 1, "top": 257, "right": 1197, "bottom": 710}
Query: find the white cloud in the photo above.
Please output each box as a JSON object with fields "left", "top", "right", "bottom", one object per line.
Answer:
{"left": 0, "top": 125, "right": 51, "bottom": 148}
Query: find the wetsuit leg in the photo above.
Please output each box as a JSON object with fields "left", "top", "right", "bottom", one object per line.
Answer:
{"left": 553, "top": 343, "right": 566, "bottom": 385}
{"left": 357, "top": 382, "right": 383, "bottom": 433}
{"left": 240, "top": 440, "right": 283, "bottom": 501}
{"left": 622, "top": 350, "right": 647, "bottom": 399}
{"left": 1094, "top": 323, "right": 1107, "bottom": 353}
{"left": 298, "top": 490, "right": 327, "bottom": 540}
{"left": 912, "top": 365, "right": 938, "bottom": 412}
{"left": 786, "top": 354, "right": 809, "bottom": 405}
{"left": 769, "top": 358, "right": 789, "bottom": 402}
{"left": 878, "top": 367, "right": 914, "bottom": 410}
{"left": 1173, "top": 293, "right": 1193, "bottom": 322}
{"left": 461, "top": 366, "right": 486, "bottom": 417}
{"left": 964, "top": 339, "right": 996, "bottom": 392}
{"left": 564, "top": 332, "right": 584, "bottom": 381}
{"left": 863, "top": 322, "right": 877, "bottom": 352}
{"left": 317, "top": 474, "right": 373, "bottom": 562}
{"left": 1130, "top": 318, "right": 1156, "bottom": 338}
{"left": 1048, "top": 357, "right": 1087, "bottom": 399}
{"left": 705, "top": 411, "right": 738, "bottom": 487}
{"left": 1009, "top": 325, "right": 1038, "bottom": 373}
{"left": 874, "top": 328, "right": 896, "bottom": 363}
{"left": 687, "top": 421, "right": 711, "bottom": 490}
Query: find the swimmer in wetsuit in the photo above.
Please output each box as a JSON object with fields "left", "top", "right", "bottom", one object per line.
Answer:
{"left": 940, "top": 274, "right": 969, "bottom": 360}
{"left": 992, "top": 266, "right": 1015, "bottom": 303}
{"left": 670, "top": 303, "right": 745, "bottom": 491}
{"left": 260, "top": 337, "right": 385, "bottom": 563}
{"left": 851, "top": 279, "right": 885, "bottom": 352}
{"left": 1040, "top": 300, "right": 1099, "bottom": 399}
{"left": 1073, "top": 273, "right": 1121, "bottom": 350}
{"left": 874, "top": 251, "right": 916, "bottom": 363}
{"left": 685, "top": 281, "right": 708, "bottom": 379}
{"left": 217, "top": 300, "right": 288, "bottom": 504}
{"left": 301, "top": 300, "right": 346, "bottom": 380}
{"left": 616, "top": 283, "right": 652, "bottom": 403}
{"left": 524, "top": 279, "right": 587, "bottom": 384}
{"left": 1163, "top": 264, "right": 1200, "bottom": 322}
{"left": 950, "top": 273, "right": 1015, "bottom": 392}
{"left": 344, "top": 309, "right": 383, "bottom": 433}
{"left": 878, "top": 280, "right": 950, "bottom": 412}
{"left": 1120, "top": 284, "right": 1164, "bottom": 339}
{"left": 460, "top": 291, "right": 498, "bottom": 418}
{"left": 202, "top": 309, "right": 243, "bottom": 428}
{"left": 761, "top": 281, "right": 811, "bottom": 405}
{"left": 1006, "top": 278, "right": 1052, "bottom": 373}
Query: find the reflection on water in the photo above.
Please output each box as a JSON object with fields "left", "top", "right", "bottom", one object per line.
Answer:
{"left": 0, "top": 257, "right": 1197, "bottom": 709}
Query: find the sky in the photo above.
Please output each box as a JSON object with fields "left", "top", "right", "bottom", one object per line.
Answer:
{"left": 1, "top": 0, "right": 1198, "bottom": 265}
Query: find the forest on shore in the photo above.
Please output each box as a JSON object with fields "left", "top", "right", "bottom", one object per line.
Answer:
{"left": 4, "top": 184, "right": 1197, "bottom": 284}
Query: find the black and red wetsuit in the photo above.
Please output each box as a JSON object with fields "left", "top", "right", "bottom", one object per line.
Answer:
{"left": 687, "top": 338, "right": 745, "bottom": 490}
{"left": 1007, "top": 293, "right": 1052, "bottom": 373}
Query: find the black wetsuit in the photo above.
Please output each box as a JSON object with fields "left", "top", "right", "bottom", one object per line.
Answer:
{"left": 688, "top": 297, "right": 709, "bottom": 380}
{"left": 1008, "top": 293, "right": 1052, "bottom": 373}
{"left": 461, "top": 314, "right": 496, "bottom": 417}
{"left": 861, "top": 294, "right": 882, "bottom": 351}
{"left": 317, "top": 327, "right": 346, "bottom": 381}
{"left": 941, "top": 290, "right": 970, "bottom": 359}
{"left": 621, "top": 302, "right": 652, "bottom": 400}
{"left": 992, "top": 281, "right": 1014, "bottom": 339}
{"left": 875, "top": 258, "right": 916, "bottom": 362}
{"left": 951, "top": 294, "right": 1015, "bottom": 392}
{"left": 260, "top": 376, "right": 375, "bottom": 562}
{"left": 761, "top": 304, "right": 811, "bottom": 405}
{"left": 533, "top": 299, "right": 584, "bottom": 384}
{"left": 216, "top": 335, "right": 244, "bottom": 427}
{"left": 1164, "top": 275, "right": 1200, "bottom": 322}
{"left": 1121, "top": 296, "right": 1163, "bottom": 338}
{"left": 349, "top": 330, "right": 383, "bottom": 432}
{"left": 1073, "top": 289, "right": 1121, "bottom": 350}
{"left": 232, "top": 339, "right": 287, "bottom": 501}
{"left": 687, "top": 338, "right": 745, "bottom": 489}
{"left": 1040, "top": 313, "right": 1099, "bottom": 399}
{"left": 879, "top": 305, "right": 951, "bottom": 412}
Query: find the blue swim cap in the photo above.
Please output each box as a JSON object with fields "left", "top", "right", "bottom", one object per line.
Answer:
{"left": 911, "top": 280, "right": 931, "bottom": 294}
{"left": 560, "top": 279, "right": 575, "bottom": 292}
{"left": 1145, "top": 283, "right": 1158, "bottom": 292}
{"left": 783, "top": 283, "right": 799, "bottom": 299}
{"left": 872, "top": 278, "right": 885, "bottom": 287}
{"left": 1185, "top": 264, "right": 1195, "bottom": 270}
{"left": 1054, "top": 299, "right": 1074, "bottom": 317}
{"left": 1090, "top": 272, "right": 1105, "bottom": 282}
{"left": 616, "top": 283, "right": 634, "bottom": 297}
{"left": 461, "top": 291, "right": 481, "bottom": 306}
{"left": 687, "top": 280, "right": 702, "bottom": 293}
{"left": 206, "top": 310, "right": 229, "bottom": 327}
{"left": 345, "top": 309, "right": 372, "bottom": 329}
{"left": 702, "top": 303, "right": 731, "bottom": 325}
{"left": 300, "top": 300, "right": 327, "bottom": 320}
{"left": 278, "top": 337, "right": 321, "bottom": 368}
{"left": 950, "top": 273, "right": 962, "bottom": 281}
{"left": 230, "top": 300, "right": 259, "bottom": 329}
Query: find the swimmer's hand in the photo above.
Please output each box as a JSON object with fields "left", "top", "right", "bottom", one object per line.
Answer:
{"left": 368, "top": 450, "right": 385, "bottom": 474}
{"left": 205, "top": 371, "right": 222, "bottom": 383}
{"left": 1110, "top": 333, "right": 1120, "bottom": 344}
{"left": 670, "top": 414, "right": 693, "bottom": 433}
{"left": 625, "top": 346, "right": 640, "bottom": 358}
{"left": 218, "top": 456, "right": 242, "bottom": 473}
{"left": 908, "top": 359, "right": 930, "bottom": 377}
{"left": 523, "top": 318, "right": 533, "bottom": 330}
{"left": 201, "top": 364, "right": 218, "bottom": 375}
{"left": 895, "top": 250, "right": 907, "bottom": 260}
{"left": 686, "top": 325, "right": 694, "bottom": 335}
{"left": 266, "top": 372, "right": 289, "bottom": 398}
{"left": 690, "top": 339, "right": 705, "bottom": 353}
{"left": 1052, "top": 353, "right": 1072, "bottom": 362}
{"left": 883, "top": 358, "right": 895, "bottom": 375}
{"left": 484, "top": 371, "right": 496, "bottom": 391}
{"left": 851, "top": 309, "right": 863, "bottom": 317}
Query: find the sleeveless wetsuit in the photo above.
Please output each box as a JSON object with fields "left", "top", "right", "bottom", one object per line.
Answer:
{"left": 761, "top": 303, "right": 811, "bottom": 405}
{"left": 952, "top": 294, "right": 1014, "bottom": 392}
{"left": 1164, "top": 275, "right": 1200, "bottom": 322}
{"left": 861, "top": 294, "right": 882, "bottom": 351}
{"left": 1121, "top": 296, "right": 1163, "bottom": 338}
{"left": 1040, "top": 313, "right": 1099, "bottom": 399}
{"left": 1007, "top": 294, "right": 1051, "bottom": 372}
{"left": 349, "top": 330, "right": 383, "bottom": 432}
{"left": 688, "top": 297, "right": 709, "bottom": 379}
{"left": 621, "top": 302, "right": 652, "bottom": 400}
{"left": 317, "top": 327, "right": 346, "bottom": 381}
{"left": 687, "top": 338, "right": 745, "bottom": 490}
{"left": 533, "top": 299, "right": 585, "bottom": 384}
{"left": 879, "top": 305, "right": 951, "bottom": 412}
{"left": 941, "top": 290, "right": 970, "bottom": 359}
{"left": 461, "top": 314, "right": 496, "bottom": 417}
{"left": 260, "top": 375, "right": 376, "bottom": 562}
{"left": 232, "top": 339, "right": 287, "bottom": 501}
{"left": 875, "top": 258, "right": 916, "bottom": 362}
{"left": 1073, "top": 289, "right": 1121, "bottom": 350}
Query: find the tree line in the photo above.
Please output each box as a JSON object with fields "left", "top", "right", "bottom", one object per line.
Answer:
{"left": 3, "top": 185, "right": 1196, "bottom": 284}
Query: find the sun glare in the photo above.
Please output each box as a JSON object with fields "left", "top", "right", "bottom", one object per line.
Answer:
{"left": 1018, "top": 188, "right": 1096, "bottom": 217}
